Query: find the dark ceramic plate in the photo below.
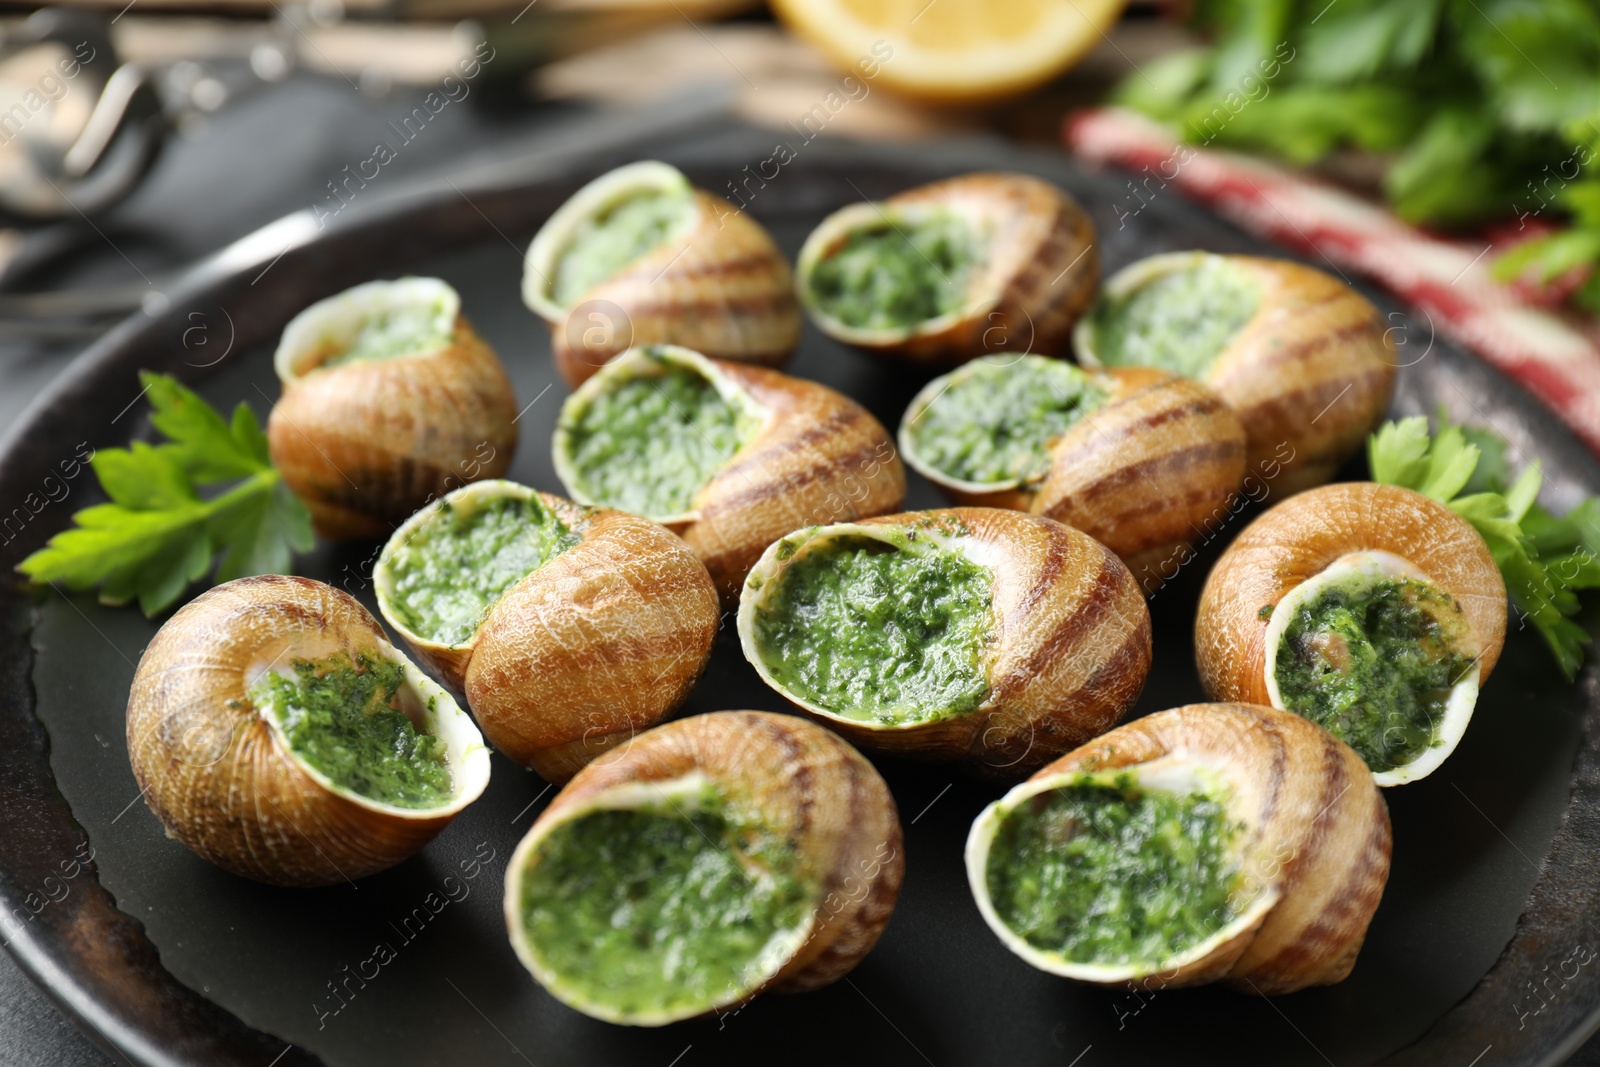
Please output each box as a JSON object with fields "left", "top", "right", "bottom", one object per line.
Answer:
{"left": 4, "top": 124, "right": 1600, "bottom": 1067}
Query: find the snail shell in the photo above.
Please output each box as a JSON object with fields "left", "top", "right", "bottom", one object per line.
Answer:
{"left": 796, "top": 172, "right": 1098, "bottom": 364}
{"left": 737, "top": 508, "right": 1150, "bottom": 777}
{"left": 503, "top": 710, "right": 904, "bottom": 1025}
{"left": 522, "top": 161, "right": 802, "bottom": 387}
{"left": 1075, "top": 252, "right": 1396, "bottom": 494}
{"left": 966, "top": 702, "right": 1390, "bottom": 994}
{"left": 374, "top": 479, "right": 719, "bottom": 783}
{"left": 553, "top": 344, "right": 906, "bottom": 607}
{"left": 1195, "top": 482, "right": 1506, "bottom": 785}
{"left": 900, "top": 358, "right": 1245, "bottom": 585}
{"left": 267, "top": 277, "right": 518, "bottom": 540}
{"left": 126, "top": 575, "right": 491, "bottom": 887}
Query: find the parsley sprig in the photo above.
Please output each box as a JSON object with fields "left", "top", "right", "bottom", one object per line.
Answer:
{"left": 1369, "top": 414, "right": 1600, "bottom": 678}
{"left": 17, "top": 372, "right": 313, "bottom": 615}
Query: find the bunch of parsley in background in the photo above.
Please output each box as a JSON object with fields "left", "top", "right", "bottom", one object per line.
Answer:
{"left": 1115, "top": 0, "right": 1600, "bottom": 310}
{"left": 18, "top": 373, "right": 313, "bottom": 615}
{"left": 1370, "top": 414, "right": 1600, "bottom": 678}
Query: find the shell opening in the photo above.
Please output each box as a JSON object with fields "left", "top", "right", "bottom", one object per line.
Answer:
{"left": 273, "top": 277, "right": 460, "bottom": 380}
{"left": 965, "top": 759, "right": 1275, "bottom": 982}
{"left": 248, "top": 642, "right": 489, "bottom": 815}
{"left": 522, "top": 160, "right": 697, "bottom": 319}
{"left": 1262, "top": 550, "right": 1481, "bottom": 786}
{"left": 1076, "top": 252, "right": 1259, "bottom": 379}
{"left": 798, "top": 201, "right": 989, "bottom": 341}
{"left": 374, "top": 480, "right": 581, "bottom": 650}
{"left": 552, "top": 344, "right": 767, "bottom": 524}
{"left": 504, "top": 773, "right": 817, "bottom": 1026}
{"left": 737, "top": 520, "right": 996, "bottom": 729}
{"left": 900, "top": 355, "right": 1112, "bottom": 491}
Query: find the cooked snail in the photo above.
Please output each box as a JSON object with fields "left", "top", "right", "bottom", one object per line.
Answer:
{"left": 504, "top": 710, "right": 903, "bottom": 1025}
{"left": 522, "top": 160, "right": 802, "bottom": 386}
{"left": 126, "top": 574, "right": 491, "bottom": 887}
{"left": 1195, "top": 482, "right": 1507, "bottom": 785}
{"left": 267, "top": 276, "right": 518, "bottom": 540}
{"left": 796, "top": 172, "right": 1098, "bottom": 364}
{"left": 899, "top": 355, "right": 1245, "bottom": 583}
{"left": 737, "top": 508, "right": 1150, "bottom": 777}
{"left": 1075, "top": 252, "right": 1396, "bottom": 493}
{"left": 374, "top": 479, "right": 719, "bottom": 783}
{"left": 966, "top": 702, "right": 1390, "bottom": 993}
{"left": 552, "top": 344, "right": 906, "bottom": 606}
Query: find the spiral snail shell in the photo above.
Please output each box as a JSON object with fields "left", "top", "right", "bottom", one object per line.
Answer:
{"left": 1195, "top": 482, "right": 1506, "bottom": 785}
{"left": 899, "top": 356, "right": 1245, "bottom": 585}
{"left": 737, "top": 507, "right": 1150, "bottom": 777}
{"left": 267, "top": 277, "right": 518, "bottom": 540}
{"left": 966, "top": 702, "right": 1390, "bottom": 993}
{"left": 796, "top": 172, "right": 1098, "bottom": 365}
{"left": 126, "top": 575, "right": 491, "bottom": 887}
{"left": 523, "top": 161, "right": 802, "bottom": 386}
{"left": 553, "top": 344, "right": 906, "bottom": 606}
{"left": 1075, "top": 252, "right": 1396, "bottom": 494}
{"left": 504, "top": 711, "right": 903, "bottom": 1025}
{"left": 374, "top": 479, "right": 719, "bottom": 783}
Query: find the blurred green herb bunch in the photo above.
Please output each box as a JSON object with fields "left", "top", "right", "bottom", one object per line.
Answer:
{"left": 1116, "top": 0, "right": 1600, "bottom": 310}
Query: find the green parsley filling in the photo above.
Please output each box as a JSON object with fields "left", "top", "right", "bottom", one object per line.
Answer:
{"left": 985, "top": 775, "right": 1242, "bottom": 965}
{"left": 249, "top": 651, "right": 453, "bottom": 808}
{"left": 1090, "top": 258, "right": 1260, "bottom": 377}
{"left": 551, "top": 189, "right": 695, "bottom": 307}
{"left": 384, "top": 493, "right": 580, "bottom": 647}
{"left": 319, "top": 299, "right": 454, "bottom": 368}
{"left": 808, "top": 214, "right": 979, "bottom": 330}
{"left": 519, "top": 791, "right": 812, "bottom": 1018}
{"left": 1274, "top": 574, "right": 1474, "bottom": 773}
{"left": 563, "top": 355, "right": 761, "bottom": 518}
{"left": 907, "top": 356, "right": 1111, "bottom": 485}
{"left": 751, "top": 531, "right": 993, "bottom": 725}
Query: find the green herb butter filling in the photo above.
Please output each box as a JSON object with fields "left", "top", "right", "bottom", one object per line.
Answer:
{"left": 985, "top": 775, "right": 1242, "bottom": 965}
{"left": 908, "top": 356, "right": 1111, "bottom": 486}
{"left": 518, "top": 791, "right": 812, "bottom": 1019}
{"left": 751, "top": 532, "right": 993, "bottom": 725}
{"left": 808, "top": 214, "right": 979, "bottom": 330}
{"left": 551, "top": 189, "right": 695, "bottom": 308}
{"left": 320, "top": 298, "right": 454, "bottom": 368}
{"left": 385, "top": 494, "right": 580, "bottom": 647}
{"left": 1274, "top": 574, "right": 1474, "bottom": 773}
{"left": 249, "top": 651, "right": 454, "bottom": 809}
{"left": 1091, "top": 258, "right": 1260, "bottom": 378}
{"left": 564, "top": 356, "right": 761, "bottom": 518}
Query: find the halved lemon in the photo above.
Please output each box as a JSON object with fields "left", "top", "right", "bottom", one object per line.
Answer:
{"left": 770, "top": 0, "right": 1128, "bottom": 104}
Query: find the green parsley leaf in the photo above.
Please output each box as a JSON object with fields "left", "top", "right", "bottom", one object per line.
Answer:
{"left": 17, "top": 373, "right": 314, "bottom": 616}
{"left": 1366, "top": 416, "right": 1431, "bottom": 487}
{"left": 141, "top": 371, "right": 272, "bottom": 481}
{"left": 1369, "top": 412, "right": 1599, "bottom": 679}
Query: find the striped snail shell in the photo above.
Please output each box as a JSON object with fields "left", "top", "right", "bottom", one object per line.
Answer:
{"left": 796, "top": 171, "right": 1098, "bottom": 364}
{"left": 738, "top": 507, "right": 1150, "bottom": 778}
{"left": 553, "top": 344, "right": 905, "bottom": 607}
{"left": 126, "top": 575, "right": 491, "bottom": 887}
{"left": 900, "top": 357, "right": 1245, "bottom": 587}
{"left": 966, "top": 702, "right": 1390, "bottom": 993}
{"left": 1195, "top": 482, "right": 1506, "bottom": 785}
{"left": 374, "top": 479, "right": 720, "bottom": 783}
{"left": 1075, "top": 252, "right": 1396, "bottom": 494}
{"left": 504, "top": 711, "right": 903, "bottom": 1025}
{"left": 523, "top": 161, "right": 802, "bottom": 387}
{"left": 267, "top": 277, "right": 517, "bottom": 540}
